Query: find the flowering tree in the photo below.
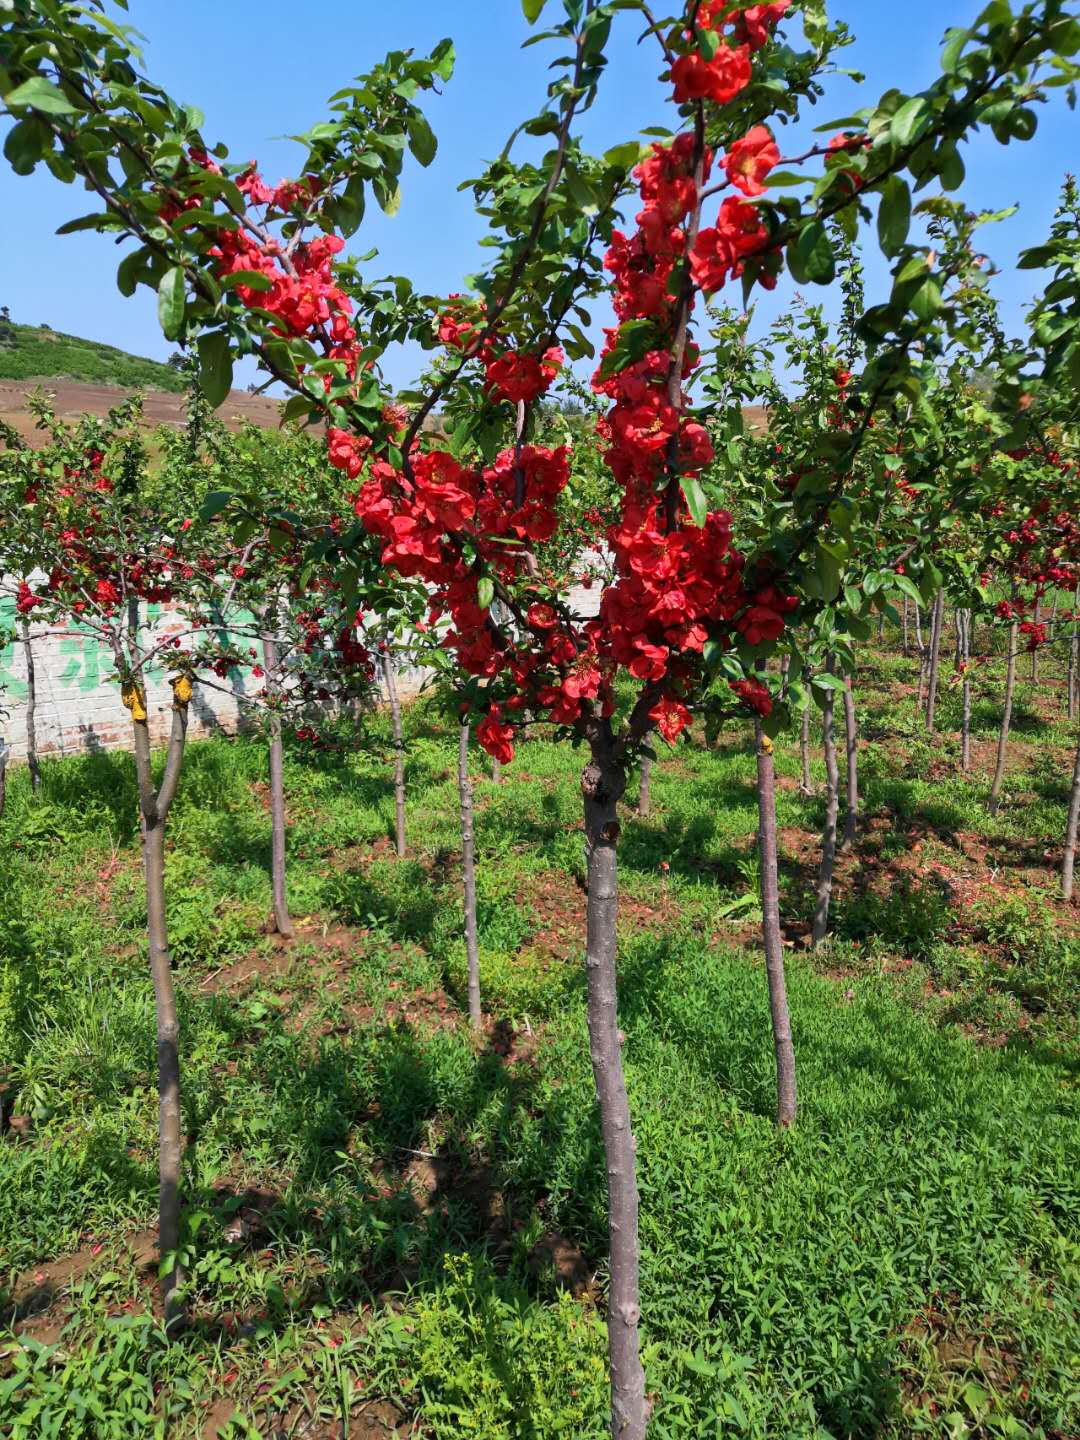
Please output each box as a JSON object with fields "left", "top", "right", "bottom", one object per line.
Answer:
{"left": 4, "top": 1, "right": 1079, "bottom": 1431}
{"left": 0, "top": 396, "right": 267, "bottom": 1325}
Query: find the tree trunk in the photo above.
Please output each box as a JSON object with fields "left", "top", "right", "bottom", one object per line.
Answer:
{"left": 582, "top": 743, "right": 646, "bottom": 1440}
{"left": 261, "top": 626, "right": 293, "bottom": 939}
{"left": 382, "top": 649, "right": 407, "bottom": 857}
{"left": 1069, "top": 588, "right": 1079, "bottom": 724}
{"left": 1062, "top": 731, "right": 1080, "bottom": 902}
{"left": 960, "top": 610, "right": 972, "bottom": 774}
{"left": 841, "top": 672, "right": 859, "bottom": 850}
{"left": 914, "top": 603, "right": 927, "bottom": 710}
{"left": 812, "top": 664, "right": 840, "bottom": 949}
{"left": 131, "top": 696, "right": 189, "bottom": 1332}
{"left": 1030, "top": 600, "right": 1040, "bottom": 684}
{"left": 491, "top": 756, "right": 502, "bottom": 785}
{"left": 754, "top": 723, "right": 797, "bottom": 1128}
{"left": 799, "top": 701, "right": 813, "bottom": 797}
{"left": 21, "top": 620, "right": 40, "bottom": 792}
{"left": 458, "top": 721, "right": 482, "bottom": 1030}
{"left": 637, "top": 754, "right": 652, "bottom": 819}
{"left": 925, "top": 589, "right": 945, "bottom": 734}
{"left": 988, "top": 622, "right": 1018, "bottom": 816}
{"left": 902, "top": 596, "right": 910, "bottom": 655}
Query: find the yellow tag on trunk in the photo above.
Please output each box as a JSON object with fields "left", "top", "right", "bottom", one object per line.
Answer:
{"left": 761, "top": 734, "right": 774, "bottom": 755}
{"left": 121, "top": 682, "right": 148, "bottom": 721}
{"left": 172, "top": 674, "right": 193, "bottom": 706}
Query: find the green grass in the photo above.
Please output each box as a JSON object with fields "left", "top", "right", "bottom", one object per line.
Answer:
{"left": 0, "top": 321, "right": 184, "bottom": 392}
{"left": 0, "top": 643, "right": 1078, "bottom": 1437}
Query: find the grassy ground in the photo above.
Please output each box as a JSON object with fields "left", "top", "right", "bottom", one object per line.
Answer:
{"left": 0, "top": 639, "right": 1078, "bottom": 1438}
{"left": 0, "top": 322, "right": 184, "bottom": 392}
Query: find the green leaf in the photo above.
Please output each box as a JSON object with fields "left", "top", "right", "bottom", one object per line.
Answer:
{"left": 220, "top": 269, "right": 273, "bottom": 293}
{"left": 522, "top": 0, "right": 550, "bottom": 20}
{"left": 408, "top": 113, "right": 437, "bottom": 167}
{"left": 680, "top": 474, "right": 708, "bottom": 526}
{"left": 3, "top": 117, "right": 49, "bottom": 175}
{"left": 157, "top": 266, "right": 186, "bottom": 341}
{"left": 477, "top": 576, "right": 495, "bottom": 610}
{"left": 116, "top": 248, "right": 145, "bottom": 298}
{"left": 890, "top": 96, "right": 930, "bottom": 148}
{"left": 199, "top": 490, "right": 235, "bottom": 522}
{"left": 3, "top": 76, "right": 78, "bottom": 116}
{"left": 430, "top": 39, "right": 456, "bottom": 83}
{"left": 890, "top": 573, "right": 923, "bottom": 608}
{"left": 877, "top": 175, "right": 911, "bottom": 257}
{"left": 196, "top": 331, "right": 233, "bottom": 408}
{"left": 795, "top": 221, "right": 835, "bottom": 284}
{"left": 55, "top": 212, "right": 116, "bottom": 235}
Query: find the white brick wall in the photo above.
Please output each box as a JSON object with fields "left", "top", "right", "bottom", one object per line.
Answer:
{"left": 0, "top": 577, "right": 603, "bottom": 765}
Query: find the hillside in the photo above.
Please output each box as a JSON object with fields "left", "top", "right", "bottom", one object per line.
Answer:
{"left": 0, "top": 318, "right": 185, "bottom": 393}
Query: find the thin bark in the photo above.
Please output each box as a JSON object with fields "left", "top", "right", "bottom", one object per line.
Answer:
{"left": 382, "top": 649, "right": 407, "bottom": 857}
{"left": 925, "top": 589, "right": 945, "bottom": 734}
{"left": 582, "top": 742, "right": 646, "bottom": 1440}
{"left": 261, "top": 621, "right": 293, "bottom": 939}
{"left": 1069, "top": 587, "right": 1079, "bottom": 724}
{"left": 799, "top": 701, "right": 813, "bottom": 797}
{"left": 637, "top": 754, "right": 652, "bottom": 819}
{"left": 960, "top": 610, "right": 972, "bottom": 773}
{"left": 1030, "top": 600, "right": 1041, "bottom": 684}
{"left": 131, "top": 694, "right": 189, "bottom": 1331}
{"left": 491, "top": 756, "right": 502, "bottom": 785}
{"left": 754, "top": 723, "right": 797, "bottom": 1128}
{"left": 988, "top": 622, "right": 1018, "bottom": 816}
{"left": 21, "top": 621, "right": 40, "bottom": 792}
{"left": 914, "top": 602, "right": 927, "bottom": 710}
{"left": 458, "top": 721, "right": 482, "bottom": 1030}
{"left": 1062, "top": 731, "right": 1080, "bottom": 902}
{"left": 841, "top": 671, "right": 859, "bottom": 850}
{"left": 812, "top": 662, "right": 841, "bottom": 949}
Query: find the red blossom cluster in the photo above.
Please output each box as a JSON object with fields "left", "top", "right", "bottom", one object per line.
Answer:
{"left": 986, "top": 449, "right": 1080, "bottom": 648}
{"left": 670, "top": 1, "right": 789, "bottom": 105}
{"left": 211, "top": 11, "right": 802, "bottom": 761}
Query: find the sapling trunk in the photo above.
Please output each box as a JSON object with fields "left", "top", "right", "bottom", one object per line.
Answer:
{"left": 1030, "top": 600, "right": 1040, "bottom": 684}
{"left": 21, "top": 620, "right": 40, "bottom": 792}
{"left": 491, "top": 756, "right": 502, "bottom": 784}
{"left": 914, "top": 602, "right": 927, "bottom": 709}
{"left": 799, "top": 701, "right": 813, "bottom": 797}
{"left": 960, "top": 610, "right": 972, "bottom": 773}
{"left": 754, "top": 722, "right": 797, "bottom": 1128}
{"left": 812, "top": 663, "right": 840, "bottom": 949}
{"left": 637, "top": 754, "right": 652, "bottom": 818}
{"left": 130, "top": 685, "right": 189, "bottom": 1331}
{"left": 261, "top": 623, "right": 293, "bottom": 939}
{"left": 925, "top": 589, "right": 945, "bottom": 734}
{"left": 1070, "top": 588, "right": 1079, "bottom": 724}
{"left": 841, "top": 671, "right": 859, "bottom": 850}
{"left": 1062, "top": 731, "right": 1080, "bottom": 902}
{"left": 988, "top": 622, "right": 1018, "bottom": 816}
{"left": 1065, "top": 731, "right": 1080, "bottom": 898}
{"left": 902, "top": 596, "right": 910, "bottom": 656}
{"left": 582, "top": 741, "right": 646, "bottom": 1440}
{"left": 382, "top": 648, "right": 407, "bottom": 857}
{"left": 458, "top": 721, "right": 482, "bottom": 1030}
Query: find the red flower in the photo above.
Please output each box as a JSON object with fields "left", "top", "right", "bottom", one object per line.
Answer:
{"left": 726, "top": 1, "right": 790, "bottom": 50}
{"left": 671, "top": 44, "right": 752, "bottom": 107}
{"left": 690, "top": 196, "right": 768, "bottom": 293}
{"left": 476, "top": 705, "right": 514, "bottom": 765}
{"left": 722, "top": 127, "right": 780, "bottom": 198}
{"left": 649, "top": 696, "right": 692, "bottom": 744}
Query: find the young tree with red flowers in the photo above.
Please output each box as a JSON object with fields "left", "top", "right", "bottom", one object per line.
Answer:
{"left": 5, "top": 2, "right": 1078, "bottom": 1432}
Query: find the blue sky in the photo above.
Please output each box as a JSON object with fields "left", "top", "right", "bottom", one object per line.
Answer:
{"left": 1, "top": 1, "right": 1075, "bottom": 391}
